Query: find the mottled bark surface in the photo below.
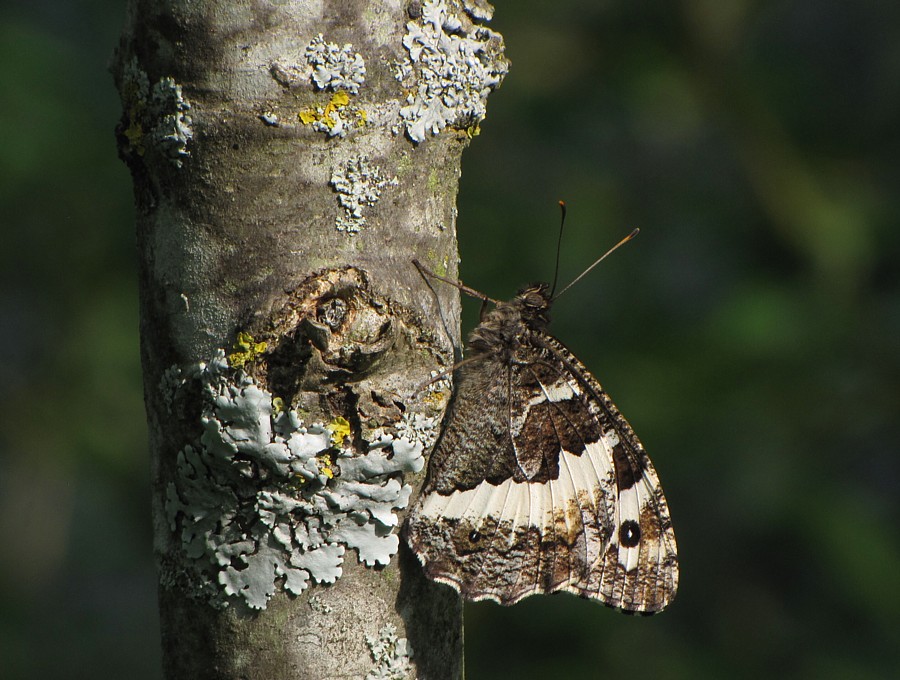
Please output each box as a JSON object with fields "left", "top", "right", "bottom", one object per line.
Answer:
{"left": 111, "top": 1, "right": 507, "bottom": 677}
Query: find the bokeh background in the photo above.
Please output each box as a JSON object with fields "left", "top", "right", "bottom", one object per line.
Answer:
{"left": 2, "top": 1, "right": 898, "bottom": 678}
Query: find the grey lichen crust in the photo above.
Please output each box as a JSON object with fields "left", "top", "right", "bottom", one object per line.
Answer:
{"left": 120, "top": 58, "right": 193, "bottom": 167}
{"left": 305, "top": 33, "right": 367, "bottom": 94}
{"left": 366, "top": 624, "right": 413, "bottom": 680}
{"left": 396, "top": 0, "right": 509, "bottom": 142}
{"left": 158, "top": 267, "right": 450, "bottom": 611}
{"left": 330, "top": 155, "right": 399, "bottom": 234}
{"left": 162, "top": 351, "right": 428, "bottom": 611}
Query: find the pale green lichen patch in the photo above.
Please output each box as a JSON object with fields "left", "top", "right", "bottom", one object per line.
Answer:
{"left": 150, "top": 77, "right": 193, "bottom": 166}
{"left": 119, "top": 58, "right": 193, "bottom": 167}
{"left": 330, "top": 156, "right": 398, "bottom": 234}
{"left": 163, "top": 351, "right": 426, "bottom": 610}
{"left": 305, "top": 33, "right": 367, "bottom": 94}
{"left": 366, "top": 624, "right": 413, "bottom": 680}
{"left": 395, "top": 0, "right": 508, "bottom": 142}
{"left": 395, "top": 412, "right": 438, "bottom": 448}
{"left": 276, "top": 33, "right": 368, "bottom": 138}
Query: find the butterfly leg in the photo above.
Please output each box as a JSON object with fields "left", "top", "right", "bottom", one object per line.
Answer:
{"left": 412, "top": 259, "right": 500, "bottom": 305}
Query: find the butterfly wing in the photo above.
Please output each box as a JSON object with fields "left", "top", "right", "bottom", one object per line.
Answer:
{"left": 405, "top": 331, "right": 678, "bottom": 613}
{"left": 531, "top": 334, "right": 678, "bottom": 612}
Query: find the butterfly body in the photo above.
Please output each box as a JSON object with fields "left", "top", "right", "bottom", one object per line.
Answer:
{"left": 405, "top": 283, "right": 678, "bottom": 613}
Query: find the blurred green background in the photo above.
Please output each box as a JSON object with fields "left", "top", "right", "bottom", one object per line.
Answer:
{"left": 2, "top": 1, "right": 898, "bottom": 678}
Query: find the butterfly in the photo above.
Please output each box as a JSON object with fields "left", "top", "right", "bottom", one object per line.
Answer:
{"left": 404, "top": 227, "right": 678, "bottom": 613}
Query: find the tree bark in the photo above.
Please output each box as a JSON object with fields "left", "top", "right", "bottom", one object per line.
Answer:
{"left": 111, "top": 1, "right": 507, "bottom": 678}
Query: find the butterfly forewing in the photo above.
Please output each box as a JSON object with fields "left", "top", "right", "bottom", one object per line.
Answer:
{"left": 405, "top": 284, "right": 678, "bottom": 613}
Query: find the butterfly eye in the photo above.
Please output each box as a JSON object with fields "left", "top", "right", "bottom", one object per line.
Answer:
{"left": 619, "top": 520, "right": 641, "bottom": 548}
{"left": 468, "top": 530, "right": 482, "bottom": 543}
{"left": 524, "top": 292, "right": 545, "bottom": 309}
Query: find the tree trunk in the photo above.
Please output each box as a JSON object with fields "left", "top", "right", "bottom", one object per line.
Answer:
{"left": 111, "top": 1, "right": 508, "bottom": 678}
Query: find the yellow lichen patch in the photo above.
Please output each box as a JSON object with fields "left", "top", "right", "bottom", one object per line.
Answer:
{"left": 330, "top": 90, "right": 350, "bottom": 108}
{"left": 422, "top": 389, "right": 448, "bottom": 410}
{"left": 298, "top": 90, "right": 366, "bottom": 134}
{"left": 317, "top": 454, "right": 336, "bottom": 479}
{"left": 272, "top": 397, "right": 285, "bottom": 416}
{"left": 326, "top": 416, "right": 351, "bottom": 448}
{"left": 453, "top": 124, "right": 481, "bottom": 139}
{"left": 227, "top": 331, "right": 267, "bottom": 368}
{"left": 123, "top": 119, "right": 146, "bottom": 155}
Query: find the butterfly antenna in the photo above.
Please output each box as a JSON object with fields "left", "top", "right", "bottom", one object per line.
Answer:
{"left": 553, "top": 228, "right": 640, "bottom": 301}
{"left": 549, "top": 200, "right": 567, "bottom": 298}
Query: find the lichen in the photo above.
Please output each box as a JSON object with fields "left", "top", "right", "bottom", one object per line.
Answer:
{"left": 327, "top": 416, "right": 352, "bottom": 448}
{"left": 394, "top": 412, "right": 438, "bottom": 449}
{"left": 259, "top": 111, "right": 280, "bottom": 126}
{"left": 159, "top": 364, "right": 184, "bottom": 414}
{"left": 309, "top": 595, "right": 333, "bottom": 614}
{"left": 305, "top": 33, "right": 367, "bottom": 94}
{"left": 298, "top": 90, "right": 367, "bottom": 138}
{"left": 163, "top": 351, "right": 426, "bottom": 610}
{"left": 462, "top": 0, "right": 495, "bottom": 21}
{"left": 395, "top": 0, "right": 508, "bottom": 142}
{"left": 150, "top": 77, "right": 193, "bottom": 166}
{"left": 119, "top": 58, "right": 193, "bottom": 167}
{"left": 227, "top": 331, "right": 267, "bottom": 369}
{"left": 330, "top": 156, "right": 398, "bottom": 234}
{"left": 421, "top": 370, "right": 453, "bottom": 410}
{"left": 366, "top": 624, "right": 413, "bottom": 680}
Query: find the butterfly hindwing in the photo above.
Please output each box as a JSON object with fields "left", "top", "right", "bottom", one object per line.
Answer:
{"left": 537, "top": 334, "right": 678, "bottom": 611}
{"left": 405, "top": 284, "right": 678, "bottom": 613}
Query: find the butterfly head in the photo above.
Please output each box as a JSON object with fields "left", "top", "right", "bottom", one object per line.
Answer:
{"left": 513, "top": 283, "right": 553, "bottom": 330}
{"left": 468, "top": 283, "right": 552, "bottom": 354}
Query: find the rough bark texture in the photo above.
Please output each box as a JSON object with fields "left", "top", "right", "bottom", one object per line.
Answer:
{"left": 111, "top": 1, "right": 507, "bottom": 677}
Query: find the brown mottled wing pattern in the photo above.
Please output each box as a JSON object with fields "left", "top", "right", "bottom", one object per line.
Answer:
{"left": 405, "top": 326, "right": 678, "bottom": 613}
